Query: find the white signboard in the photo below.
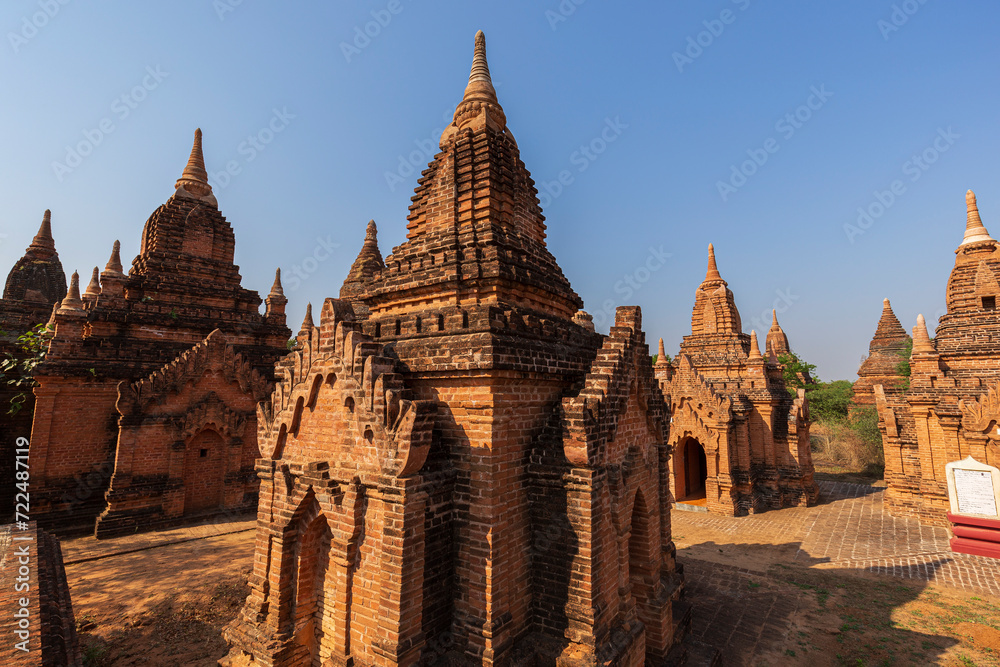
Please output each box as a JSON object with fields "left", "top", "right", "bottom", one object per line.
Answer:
{"left": 954, "top": 468, "right": 998, "bottom": 516}
{"left": 946, "top": 456, "right": 1000, "bottom": 518}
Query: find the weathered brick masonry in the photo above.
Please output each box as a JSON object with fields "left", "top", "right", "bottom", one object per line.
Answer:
{"left": 657, "top": 244, "right": 818, "bottom": 516}
{"left": 26, "top": 131, "right": 290, "bottom": 535}
{"left": 0, "top": 522, "right": 81, "bottom": 666}
{"left": 0, "top": 212, "right": 66, "bottom": 519}
{"left": 876, "top": 190, "right": 1000, "bottom": 525}
{"left": 223, "top": 31, "right": 687, "bottom": 666}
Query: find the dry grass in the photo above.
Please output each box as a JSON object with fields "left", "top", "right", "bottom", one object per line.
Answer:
{"left": 811, "top": 416, "right": 884, "bottom": 480}
{"left": 756, "top": 565, "right": 1000, "bottom": 666}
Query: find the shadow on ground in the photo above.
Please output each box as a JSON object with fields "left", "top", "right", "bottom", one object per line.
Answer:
{"left": 678, "top": 540, "right": 963, "bottom": 666}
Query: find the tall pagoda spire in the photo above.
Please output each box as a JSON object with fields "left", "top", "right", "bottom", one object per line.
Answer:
{"left": 463, "top": 30, "right": 498, "bottom": 105}
{"left": 442, "top": 30, "right": 508, "bottom": 144}
{"left": 27, "top": 210, "right": 56, "bottom": 258}
{"left": 704, "top": 243, "right": 723, "bottom": 283}
{"left": 960, "top": 189, "right": 994, "bottom": 247}
{"left": 175, "top": 128, "right": 216, "bottom": 204}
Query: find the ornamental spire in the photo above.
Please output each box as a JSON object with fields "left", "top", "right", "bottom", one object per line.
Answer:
{"left": 27, "top": 210, "right": 56, "bottom": 257}
{"left": 463, "top": 30, "right": 498, "bottom": 105}
{"left": 913, "top": 314, "right": 934, "bottom": 353}
{"left": 748, "top": 330, "right": 763, "bottom": 360}
{"left": 104, "top": 240, "right": 125, "bottom": 276}
{"left": 705, "top": 243, "right": 722, "bottom": 282}
{"left": 57, "top": 270, "right": 84, "bottom": 314}
{"left": 269, "top": 268, "right": 285, "bottom": 298}
{"left": 175, "top": 128, "right": 214, "bottom": 199}
{"left": 84, "top": 267, "right": 101, "bottom": 298}
{"left": 300, "top": 302, "right": 314, "bottom": 332}
{"left": 960, "top": 189, "right": 994, "bottom": 247}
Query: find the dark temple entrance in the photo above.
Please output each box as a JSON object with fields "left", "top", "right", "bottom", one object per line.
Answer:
{"left": 678, "top": 438, "right": 708, "bottom": 504}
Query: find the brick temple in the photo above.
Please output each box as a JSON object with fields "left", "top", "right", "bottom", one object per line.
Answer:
{"left": 851, "top": 298, "right": 910, "bottom": 413}
{"left": 0, "top": 212, "right": 67, "bottom": 516}
{"left": 655, "top": 244, "right": 818, "bottom": 516}
{"left": 25, "top": 130, "right": 290, "bottom": 536}
{"left": 876, "top": 190, "right": 1000, "bottom": 525}
{"left": 222, "top": 31, "right": 689, "bottom": 666}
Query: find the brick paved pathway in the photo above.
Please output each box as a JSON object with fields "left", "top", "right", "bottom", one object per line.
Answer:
{"left": 673, "top": 480, "right": 1000, "bottom": 597}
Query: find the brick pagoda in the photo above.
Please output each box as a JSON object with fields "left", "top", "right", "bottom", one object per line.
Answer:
{"left": 876, "top": 190, "right": 1000, "bottom": 525}
{"left": 851, "top": 298, "right": 910, "bottom": 412}
{"left": 222, "top": 31, "right": 688, "bottom": 666}
{"left": 656, "top": 244, "right": 818, "bottom": 516}
{"left": 0, "top": 212, "right": 66, "bottom": 517}
{"left": 28, "top": 130, "right": 291, "bottom": 536}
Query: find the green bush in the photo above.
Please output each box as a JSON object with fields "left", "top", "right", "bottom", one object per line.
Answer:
{"left": 805, "top": 380, "right": 853, "bottom": 423}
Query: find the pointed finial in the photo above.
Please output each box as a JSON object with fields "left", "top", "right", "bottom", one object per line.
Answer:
{"left": 84, "top": 267, "right": 101, "bottom": 298}
{"left": 103, "top": 240, "right": 124, "bottom": 275}
{"left": 269, "top": 268, "right": 284, "bottom": 297}
{"left": 57, "top": 270, "right": 84, "bottom": 313}
{"left": 658, "top": 337, "right": 666, "bottom": 359}
{"left": 27, "top": 209, "right": 56, "bottom": 255}
{"left": 366, "top": 219, "right": 378, "bottom": 240}
{"left": 913, "top": 314, "right": 934, "bottom": 353}
{"left": 748, "top": 330, "right": 763, "bottom": 360}
{"left": 961, "top": 189, "right": 994, "bottom": 246}
{"left": 175, "top": 128, "right": 213, "bottom": 198}
{"left": 300, "top": 302, "right": 314, "bottom": 332}
{"left": 705, "top": 243, "right": 722, "bottom": 282}
{"left": 771, "top": 309, "right": 779, "bottom": 327}
{"left": 463, "top": 30, "right": 498, "bottom": 104}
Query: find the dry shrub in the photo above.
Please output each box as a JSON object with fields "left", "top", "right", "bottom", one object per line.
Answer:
{"left": 810, "top": 407, "right": 884, "bottom": 475}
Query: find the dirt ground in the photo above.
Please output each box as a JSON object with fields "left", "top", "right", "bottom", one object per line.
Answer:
{"left": 67, "top": 530, "right": 253, "bottom": 666}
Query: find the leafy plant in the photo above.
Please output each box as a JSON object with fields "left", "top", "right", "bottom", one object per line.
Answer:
{"left": 777, "top": 351, "right": 818, "bottom": 390}
{"left": 0, "top": 323, "right": 52, "bottom": 415}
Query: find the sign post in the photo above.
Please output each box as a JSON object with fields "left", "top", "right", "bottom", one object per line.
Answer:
{"left": 946, "top": 456, "right": 1000, "bottom": 559}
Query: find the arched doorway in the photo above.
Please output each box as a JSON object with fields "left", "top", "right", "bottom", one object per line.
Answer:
{"left": 294, "top": 512, "right": 334, "bottom": 665}
{"left": 678, "top": 438, "right": 708, "bottom": 504}
{"left": 183, "top": 429, "right": 225, "bottom": 515}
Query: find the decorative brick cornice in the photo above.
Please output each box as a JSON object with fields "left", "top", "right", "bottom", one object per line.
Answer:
{"left": 116, "top": 329, "right": 271, "bottom": 416}
{"left": 260, "top": 298, "right": 436, "bottom": 477}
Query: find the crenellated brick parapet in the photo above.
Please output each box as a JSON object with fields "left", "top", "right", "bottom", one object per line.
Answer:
{"left": 223, "top": 298, "right": 437, "bottom": 666}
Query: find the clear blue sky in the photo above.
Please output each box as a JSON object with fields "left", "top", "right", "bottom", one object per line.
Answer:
{"left": 1, "top": 1, "right": 998, "bottom": 380}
